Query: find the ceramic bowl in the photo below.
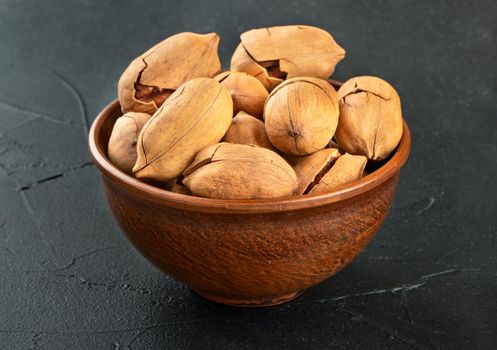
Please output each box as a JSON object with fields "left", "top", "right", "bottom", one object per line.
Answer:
{"left": 89, "top": 98, "right": 410, "bottom": 307}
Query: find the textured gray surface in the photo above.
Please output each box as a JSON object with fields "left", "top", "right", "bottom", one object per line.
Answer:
{"left": 0, "top": 0, "right": 496, "bottom": 349}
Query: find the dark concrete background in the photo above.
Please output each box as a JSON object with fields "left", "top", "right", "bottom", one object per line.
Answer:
{"left": 0, "top": 0, "right": 496, "bottom": 349}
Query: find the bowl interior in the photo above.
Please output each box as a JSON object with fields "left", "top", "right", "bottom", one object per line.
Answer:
{"left": 89, "top": 101, "right": 411, "bottom": 213}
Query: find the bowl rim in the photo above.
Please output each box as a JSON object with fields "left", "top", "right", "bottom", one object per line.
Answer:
{"left": 89, "top": 99, "right": 411, "bottom": 214}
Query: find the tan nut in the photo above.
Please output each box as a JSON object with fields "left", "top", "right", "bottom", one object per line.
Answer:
{"left": 308, "top": 153, "right": 367, "bottom": 194}
{"left": 133, "top": 78, "right": 233, "bottom": 181}
{"left": 264, "top": 77, "right": 339, "bottom": 156}
{"left": 230, "top": 25, "right": 345, "bottom": 91}
{"left": 214, "top": 71, "right": 268, "bottom": 118}
{"left": 293, "top": 148, "right": 341, "bottom": 195}
{"left": 336, "top": 76, "right": 403, "bottom": 160}
{"left": 183, "top": 143, "right": 297, "bottom": 199}
{"left": 118, "top": 32, "right": 221, "bottom": 114}
{"left": 107, "top": 112, "right": 151, "bottom": 174}
{"left": 222, "top": 111, "right": 275, "bottom": 150}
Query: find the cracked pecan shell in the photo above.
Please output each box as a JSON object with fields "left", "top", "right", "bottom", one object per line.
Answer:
{"left": 118, "top": 32, "right": 221, "bottom": 114}
{"left": 230, "top": 25, "right": 345, "bottom": 91}
{"left": 308, "top": 153, "right": 367, "bottom": 194}
{"left": 292, "top": 148, "right": 341, "bottom": 195}
{"left": 336, "top": 76, "right": 403, "bottom": 161}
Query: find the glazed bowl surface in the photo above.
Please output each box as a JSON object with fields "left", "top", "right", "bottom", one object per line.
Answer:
{"left": 89, "top": 99, "right": 410, "bottom": 306}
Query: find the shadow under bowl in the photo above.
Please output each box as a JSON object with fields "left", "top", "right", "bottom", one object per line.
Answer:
{"left": 89, "top": 99, "right": 411, "bottom": 307}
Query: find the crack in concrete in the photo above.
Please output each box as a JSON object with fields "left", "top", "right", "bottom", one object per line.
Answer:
{"left": 395, "top": 192, "right": 443, "bottom": 217}
{"left": 416, "top": 196, "right": 436, "bottom": 215}
{"left": 331, "top": 281, "right": 426, "bottom": 302}
{"left": 336, "top": 304, "right": 422, "bottom": 350}
{"left": 14, "top": 177, "right": 60, "bottom": 268}
{"left": 125, "top": 328, "right": 150, "bottom": 349}
{"left": 420, "top": 269, "right": 456, "bottom": 279}
{"left": 291, "top": 267, "right": 482, "bottom": 306}
{"left": 48, "top": 273, "right": 155, "bottom": 297}
{"left": 0, "top": 317, "right": 210, "bottom": 337}
{"left": 25, "top": 332, "right": 61, "bottom": 350}
{"left": 25, "top": 246, "right": 118, "bottom": 273}
{"left": 400, "top": 288, "right": 413, "bottom": 323}
{"left": 0, "top": 325, "right": 166, "bottom": 336}
{"left": 0, "top": 100, "right": 81, "bottom": 136}
{"left": 17, "top": 162, "right": 93, "bottom": 191}
{"left": 53, "top": 71, "right": 89, "bottom": 134}
{"left": 278, "top": 267, "right": 485, "bottom": 346}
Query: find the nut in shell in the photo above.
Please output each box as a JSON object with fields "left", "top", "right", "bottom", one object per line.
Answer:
{"left": 308, "top": 153, "right": 367, "bottom": 194}
{"left": 183, "top": 143, "right": 298, "bottom": 199}
{"left": 133, "top": 78, "right": 233, "bottom": 182}
{"left": 107, "top": 112, "right": 151, "bottom": 174}
{"left": 230, "top": 25, "right": 345, "bottom": 91}
{"left": 264, "top": 77, "right": 339, "bottom": 156}
{"left": 214, "top": 71, "right": 268, "bottom": 119}
{"left": 222, "top": 111, "right": 275, "bottom": 150}
{"left": 336, "top": 76, "right": 403, "bottom": 160}
{"left": 293, "top": 148, "right": 341, "bottom": 195}
{"left": 118, "top": 32, "right": 221, "bottom": 114}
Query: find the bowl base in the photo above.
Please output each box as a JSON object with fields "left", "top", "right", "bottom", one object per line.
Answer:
{"left": 191, "top": 289, "right": 305, "bottom": 307}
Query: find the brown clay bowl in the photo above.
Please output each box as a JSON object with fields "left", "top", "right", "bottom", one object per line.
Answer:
{"left": 89, "top": 99, "right": 411, "bottom": 307}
